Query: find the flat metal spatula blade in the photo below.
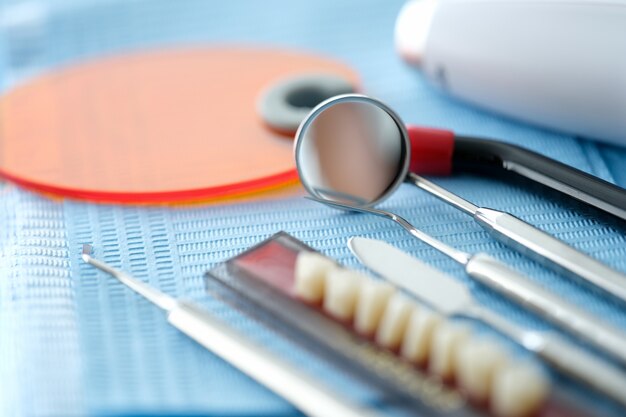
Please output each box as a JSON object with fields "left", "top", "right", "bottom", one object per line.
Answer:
{"left": 348, "top": 237, "right": 472, "bottom": 315}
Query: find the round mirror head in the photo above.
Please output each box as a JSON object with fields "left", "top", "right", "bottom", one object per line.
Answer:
{"left": 294, "top": 94, "right": 410, "bottom": 207}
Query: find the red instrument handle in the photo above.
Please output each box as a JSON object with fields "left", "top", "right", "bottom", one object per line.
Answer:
{"left": 406, "top": 125, "right": 455, "bottom": 175}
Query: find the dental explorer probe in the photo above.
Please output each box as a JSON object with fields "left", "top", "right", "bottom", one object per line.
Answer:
{"left": 81, "top": 244, "right": 380, "bottom": 417}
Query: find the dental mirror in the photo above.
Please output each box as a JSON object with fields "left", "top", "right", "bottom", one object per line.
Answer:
{"left": 294, "top": 94, "right": 410, "bottom": 207}
{"left": 294, "top": 94, "right": 626, "bottom": 304}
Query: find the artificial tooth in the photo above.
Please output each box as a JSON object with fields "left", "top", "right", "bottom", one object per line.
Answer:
{"left": 376, "top": 293, "right": 414, "bottom": 349}
{"left": 323, "top": 268, "right": 363, "bottom": 320}
{"left": 400, "top": 307, "right": 443, "bottom": 366}
{"left": 491, "top": 361, "right": 549, "bottom": 417}
{"left": 294, "top": 252, "right": 337, "bottom": 303}
{"left": 429, "top": 321, "right": 471, "bottom": 379}
{"left": 354, "top": 279, "right": 394, "bottom": 336}
{"left": 455, "top": 337, "right": 509, "bottom": 402}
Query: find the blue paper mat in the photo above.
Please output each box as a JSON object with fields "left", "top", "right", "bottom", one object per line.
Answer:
{"left": 1, "top": 1, "right": 626, "bottom": 416}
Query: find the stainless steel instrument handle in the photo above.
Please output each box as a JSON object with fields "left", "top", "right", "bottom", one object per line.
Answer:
{"left": 465, "top": 253, "right": 626, "bottom": 366}
{"left": 168, "top": 301, "right": 380, "bottom": 417}
{"left": 537, "top": 333, "right": 626, "bottom": 407}
{"left": 468, "top": 305, "right": 626, "bottom": 407}
{"left": 474, "top": 208, "right": 626, "bottom": 303}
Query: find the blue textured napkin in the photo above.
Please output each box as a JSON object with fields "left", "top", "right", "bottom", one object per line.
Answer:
{"left": 1, "top": 1, "right": 626, "bottom": 416}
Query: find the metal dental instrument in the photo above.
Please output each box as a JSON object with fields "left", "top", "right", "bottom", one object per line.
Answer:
{"left": 293, "top": 94, "right": 626, "bottom": 304}
{"left": 349, "top": 236, "right": 626, "bottom": 408}
{"left": 307, "top": 196, "right": 626, "bottom": 368}
{"left": 80, "top": 244, "right": 380, "bottom": 417}
{"left": 407, "top": 171, "right": 626, "bottom": 302}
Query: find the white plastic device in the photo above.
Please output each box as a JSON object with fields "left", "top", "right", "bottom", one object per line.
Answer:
{"left": 395, "top": 0, "right": 626, "bottom": 146}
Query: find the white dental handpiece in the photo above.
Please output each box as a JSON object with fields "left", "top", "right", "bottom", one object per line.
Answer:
{"left": 395, "top": 0, "right": 626, "bottom": 146}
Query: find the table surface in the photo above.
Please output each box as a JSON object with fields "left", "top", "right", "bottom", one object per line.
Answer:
{"left": 1, "top": 1, "right": 626, "bottom": 416}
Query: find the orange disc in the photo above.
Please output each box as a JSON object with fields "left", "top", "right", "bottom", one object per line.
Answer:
{"left": 0, "top": 47, "right": 359, "bottom": 203}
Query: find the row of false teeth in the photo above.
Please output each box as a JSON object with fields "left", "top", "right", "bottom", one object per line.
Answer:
{"left": 294, "top": 252, "right": 549, "bottom": 417}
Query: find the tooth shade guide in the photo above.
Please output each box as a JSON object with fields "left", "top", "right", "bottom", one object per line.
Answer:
{"left": 216, "top": 234, "right": 595, "bottom": 417}
{"left": 231, "top": 239, "right": 301, "bottom": 293}
{"left": 375, "top": 293, "right": 414, "bottom": 350}
{"left": 290, "top": 249, "right": 551, "bottom": 413}
{"left": 323, "top": 269, "right": 362, "bottom": 321}
{"left": 401, "top": 308, "right": 443, "bottom": 366}
{"left": 491, "top": 362, "right": 550, "bottom": 417}
{"left": 290, "top": 249, "right": 551, "bottom": 412}
{"left": 354, "top": 279, "right": 394, "bottom": 336}
{"left": 455, "top": 338, "right": 509, "bottom": 404}
{"left": 429, "top": 322, "right": 471, "bottom": 381}
{"left": 294, "top": 252, "right": 337, "bottom": 303}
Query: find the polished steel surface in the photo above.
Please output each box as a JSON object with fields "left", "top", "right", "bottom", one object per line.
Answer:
{"left": 349, "top": 237, "right": 626, "bottom": 407}
{"left": 473, "top": 208, "right": 626, "bottom": 303}
{"left": 81, "top": 245, "right": 380, "bottom": 417}
{"left": 312, "top": 198, "right": 626, "bottom": 366}
{"left": 295, "top": 94, "right": 626, "bottom": 304}
{"left": 407, "top": 173, "right": 478, "bottom": 215}
{"left": 466, "top": 253, "right": 626, "bottom": 366}
{"left": 307, "top": 196, "right": 470, "bottom": 265}
{"left": 294, "top": 94, "right": 410, "bottom": 208}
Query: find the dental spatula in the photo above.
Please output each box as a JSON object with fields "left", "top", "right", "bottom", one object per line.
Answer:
{"left": 349, "top": 236, "right": 626, "bottom": 408}
{"left": 311, "top": 197, "right": 626, "bottom": 369}
{"left": 81, "top": 244, "right": 380, "bottom": 417}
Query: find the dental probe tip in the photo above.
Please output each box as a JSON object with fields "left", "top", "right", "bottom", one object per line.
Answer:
{"left": 79, "top": 243, "right": 177, "bottom": 311}
{"left": 81, "top": 244, "right": 94, "bottom": 262}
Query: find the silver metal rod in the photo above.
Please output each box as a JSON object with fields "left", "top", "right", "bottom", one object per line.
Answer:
{"left": 465, "top": 303, "right": 626, "bottom": 407}
{"left": 350, "top": 236, "right": 626, "bottom": 407}
{"left": 465, "top": 252, "right": 626, "bottom": 366}
{"left": 306, "top": 197, "right": 471, "bottom": 265}
{"left": 169, "top": 302, "right": 381, "bottom": 417}
{"left": 320, "top": 199, "right": 626, "bottom": 366}
{"left": 81, "top": 245, "right": 380, "bottom": 417}
{"left": 473, "top": 208, "right": 626, "bottom": 304}
{"left": 407, "top": 173, "right": 478, "bottom": 215}
{"left": 465, "top": 303, "right": 528, "bottom": 342}
{"left": 407, "top": 173, "right": 626, "bottom": 304}
{"left": 81, "top": 244, "right": 177, "bottom": 311}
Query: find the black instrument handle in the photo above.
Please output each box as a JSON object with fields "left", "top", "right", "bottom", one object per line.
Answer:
{"left": 452, "top": 136, "right": 626, "bottom": 221}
